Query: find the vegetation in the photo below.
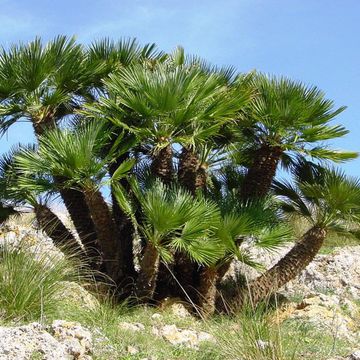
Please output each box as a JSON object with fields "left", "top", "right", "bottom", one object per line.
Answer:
{"left": 0, "top": 242, "right": 84, "bottom": 321}
{"left": 0, "top": 35, "right": 359, "bottom": 321}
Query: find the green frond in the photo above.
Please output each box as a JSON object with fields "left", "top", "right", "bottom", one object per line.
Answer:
{"left": 303, "top": 147, "right": 358, "bottom": 163}
{"left": 254, "top": 225, "right": 293, "bottom": 252}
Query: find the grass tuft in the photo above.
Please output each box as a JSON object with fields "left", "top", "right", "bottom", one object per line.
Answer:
{"left": 0, "top": 243, "right": 83, "bottom": 322}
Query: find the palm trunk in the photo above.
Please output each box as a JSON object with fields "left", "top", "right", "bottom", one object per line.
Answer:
{"left": 216, "top": 260, "right": 232, "bottom": 284}
{"left": 83, "top": 188, "right": 121, "bottom": 282}
{"left": 109, "top": 157, "right": 136, "bottom": 289}
{"left": 150, "top": 144, "right": 173, "bottom": 185}
{"left": 34, "top": 204, "right": 83, "bottom": 255}
{"left": 178, "top": 147, "right": 199, "bottom": 195}
{"left": 174, "top": 253, "right": 198, "bottom": 301}
{"left": 216, "top": 237, "right": 248, "bottom": 284}
{"left": 240, "top": 144, "right": 283, "bottom": 201}
{"left": 32, "top": 115, "right": 56, "bottom": 136}
{"left": 195, "top": 164, "right": 207, "bottom": 192}
{"left": 232, "top": 226, "right": 327, "bottom": 310}
{"left": 57, "top": 183, "right": 100, "bottom": 260}
{"left": 135, "top": 243, "right": 160, "bottom": 301}
{"left": 198, "top": 266, "right": 218, "bottom": 317}
{"left": 176, "top": 147, "right": 209, "bottom": 301}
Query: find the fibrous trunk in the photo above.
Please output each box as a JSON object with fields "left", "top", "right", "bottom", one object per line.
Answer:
{"left": 231, "top": 226, "right": 326, "bottom": 310}
{"left": 176, "top": 147, "right": 207, "bottom": 301}
{"left": 216, "top": 260, "right": 232, "bottom": 284}
{"left": 57, "top": 182, "right": 100, "bottom": 260}
{"left": 174, "top": 253, "right": 198, "bottom": 302}
{"left": 198, "top": 266, "right": 218, "bottom": 317}
{"left": 83, "top": 188, "right": 121, "bottom": 283}
{"left": 34, "top": 204, "right": 83, "bottom": 256}
{"left": 134, "top": 242, "right": 160, "bottom": 301}
{"left": 240, "top": 144, "right": 283, "bottom": 201}
{"left": 150, "top": 144, "right": 173, "bottom": 185}
{"left": 178, "top": 147, "right": 200, "bottom": 195}
{"left": 109, "top": 156, "right": 136, "bottom": 290}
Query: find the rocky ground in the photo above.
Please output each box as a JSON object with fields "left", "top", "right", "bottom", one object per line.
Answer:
{"left": 0, "top": 224, "right": 359, "bottom": 359}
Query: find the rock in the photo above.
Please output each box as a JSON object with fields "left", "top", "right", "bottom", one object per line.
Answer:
{"left": 119, "top": 322, "right": 145, "bottom": 332}
{"left": 0, "top": 225, "right": 64, "bottom": 263}
{"left": 152, "top": 324, "right": 215, "bottom": 348}
{"left": 283, "top": 247, "right": 360, "bottom": 300}
{"left": 159, "top": 297, "right": 192, "bottom": 318}
{"left": 225, "top": 245, "right": 360, "bottom": 300}
{"left": 348, "top": 350, "right": 360, "bottom": 360}
{"left": 55, "top": 281, "right": 100, "bottom": 311}
{"left": 151, "top": 313, "right": 163, "bottom": 321}
{"left": 50, "top": 320, "right": 92, "bottom": 359}
{"left": 281, "top": 294, "right": 360, "bottom": 342}
{"left": 256, "top": 339, "right": 270, "bottom": 350}
{"left": 127, "top": 345, "right": 139, "bottom": 355}
{"left": 0, "top": 321, "right": 92, "bottom": 359}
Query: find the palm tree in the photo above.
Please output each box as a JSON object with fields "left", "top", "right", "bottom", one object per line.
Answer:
{"left": 114, "top": 180, "right": 223, "bottom": 301}
{"left": 13, "top": 122, "right": 134, "bottom": 282}
{"left": 87, "top": 37, "right": 163, "bottom": 89}
{"left": 86, "top": 39, "right": 164, "bottom": 282}
{"left": 232, "top": 164, "right": 360, "bottom": 309}
{"left": 85, "top": 61, "right": 252, "bottom": 296}
{"left": 0, "top": 36, "right": 105, "bottom": 247}
{"left": 197, "top": 192, "right": 291, "bottom": 317}
{"left": 87, "top": 57, "right": 251, "bottom": 185}
{"left": 237, "top": 74, "right": 357, "bottom": 201}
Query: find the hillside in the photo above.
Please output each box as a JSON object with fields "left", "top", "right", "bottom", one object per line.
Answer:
{"left": 0, "top": 224, "right": 359, "bottom": 360}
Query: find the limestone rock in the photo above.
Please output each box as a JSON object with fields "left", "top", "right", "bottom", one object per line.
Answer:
{"left": 152, "top": 324, "right": 215, "bottom": 348}
{"left": 283, "top": 247, "right": 360, "bottom": 300}
{"left": 127, "top": 345, "right": 139, "bottom": 355}
{"left": 119, "top": 322, "right": 145, "bottom": 332}
{"left": 50, "top": 320, "right": 92, "bottom": 359}
{"left": 0, "top": 225, "right": 64, "bottom": 263}
{"left": 55, "top": 281, "right": 100, "bottom": 311}
{"left": 159, "top": 297, "right": 192, "bottom": 318}
{"left": 151, "top": 313, "right": 163, "bottom": 321}
{"left": 225, "top": 245, "right": 360, "bottom": 300}
{"left": 282, "top": 294, "right": 360, "bottom": 342}
{"left": 0, "top": 321, "right": 92, "bottom": 359}
{"left": 348, "top": 350, "right": 360, "bottom": 360}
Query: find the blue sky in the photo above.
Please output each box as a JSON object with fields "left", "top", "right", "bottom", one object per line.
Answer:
{"left": 1, "top": 0, "right": 360, "bottom": 176}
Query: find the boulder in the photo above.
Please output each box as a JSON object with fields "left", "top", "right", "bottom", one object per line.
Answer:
{"left": 0, "top": 321, "right": 92, "bottom": 360}
{"left": 159, "top": 297, "right": 193, "bottom": 318}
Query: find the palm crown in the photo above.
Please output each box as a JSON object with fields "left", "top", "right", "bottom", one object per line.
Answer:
{"left": 240, "top": 73, "right": 356, "bottom": 161}
{"left": 88, "top": 62, "right": 251, "bottom": 151}
{"left": 274, "top": 161, "right": 360, "bottom": 232}
{"left": 0, "top": 36, "right": 105, "bottom": 134}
